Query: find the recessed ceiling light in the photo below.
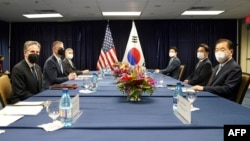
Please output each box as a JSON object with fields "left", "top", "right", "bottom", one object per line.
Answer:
{"left": 181, "top": 10, "right": 224, "bottom": 15}
{"left": 102, "top": 12, "right": 141, "bottom": 16}
{"left": 23, "top": 13, "right": 63, "bottom": 18}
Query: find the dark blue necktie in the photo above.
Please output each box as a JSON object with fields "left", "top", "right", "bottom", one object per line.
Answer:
{"left": 31, "top": 66, "right": 37, "bottom": 80}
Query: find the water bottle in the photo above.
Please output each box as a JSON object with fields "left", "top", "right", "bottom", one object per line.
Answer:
{"left": 100, "top": 69, "right": 105, "bottom": 79}
{"left": 59, "top": 88, "right": 72, "bottom": 127}
{"left": 91, "top": 73, "right": 98, "bottom": 91}
{"left": 173, "top": 82, "right": 183, "bottom": 112}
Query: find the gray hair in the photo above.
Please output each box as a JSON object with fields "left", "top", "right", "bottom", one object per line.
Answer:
{"left": 23, "top": 41, "right": 41, "bottom": 51}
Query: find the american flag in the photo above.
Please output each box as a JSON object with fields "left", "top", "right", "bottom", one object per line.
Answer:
{"left": 96, "top": 24, "right": 118, "bottom": 70}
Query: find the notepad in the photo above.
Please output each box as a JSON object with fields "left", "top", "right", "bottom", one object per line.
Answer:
{"left": 0, "top": 105, "right": 43, "bottom": 115}
{"left": 0, "top": 115, "right": 23, "bottom": 126}
{"left": 14, "top": 101, "right": 45, "bottom": 106}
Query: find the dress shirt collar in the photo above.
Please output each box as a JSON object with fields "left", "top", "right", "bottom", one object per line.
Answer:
{"left": 199, "top": 57, "right": 208, "bottom": 62}
{"left": 220, "top": 57, "right": 232, "bottom": 67}
{"left": 53, "top": 54, "right": 62, "bottom": 63}
{"left": 25, "top": 59, "right": 36, "bottom": 68}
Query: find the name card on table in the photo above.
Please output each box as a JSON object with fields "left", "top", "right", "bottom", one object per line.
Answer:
{"left": 176, "top": 95, "right": 191, "bottom": 124}
{"left": 71, "top": 94, "right": 82, "bottom": 123}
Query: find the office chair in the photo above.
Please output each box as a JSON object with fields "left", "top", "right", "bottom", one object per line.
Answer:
{"left": 0, "top": 74, "right": 12, "bottom": 107}
{"left": 178, "top": 65, "right": 185, "bottom": 80}
{"left": 235, "top": 72, "right": 250, "bottom": 104}
{"left": 0, "top": 93, "right": 4, "bottom": 109}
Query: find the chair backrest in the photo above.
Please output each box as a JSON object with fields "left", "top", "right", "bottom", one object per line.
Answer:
{"left": 0, "top": 93, "right": 4, "bottom": 109}
{"left": 0, "top": 75, "right": 12, "bottom": 106}
{"left": 207, "top": 68, "right": 214, "bottom": 85}
{"left": 235, "top": 73, "right": 250, "bottom": 104}
{"left": 178, "top": 65, "right": 185, "bottom": 80}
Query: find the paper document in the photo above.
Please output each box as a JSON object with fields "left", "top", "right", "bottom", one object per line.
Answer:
{"left": 0, "top": 130, "right": 6, "bottom": 134}
{"left": 0, "top": 115, "right": 23, "bottom": 126}
{"left": 14, "top": 101, "right": 45, "bottom": 106}
{"left": 0, "top": 105, "right": 43, "bottom": 115}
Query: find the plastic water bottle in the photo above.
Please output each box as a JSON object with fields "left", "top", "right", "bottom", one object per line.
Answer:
{"left": 91, "top": 73, "right": 98, "bottom": 91}
{"left": 59, "top": 88, "right": 72, "bottom": 127}
{"left": 173, "top": 82, "right": 183, "bottom": 112}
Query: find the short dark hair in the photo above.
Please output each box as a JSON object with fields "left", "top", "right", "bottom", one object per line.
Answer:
{"left": 215, "top": 39, "right": 233, "bottom": 50}
{"left": 199, "top": 43, "right": 210, "bottom": 52}
{"left": 169, "top": 46, "right": 178, "bottom": 52}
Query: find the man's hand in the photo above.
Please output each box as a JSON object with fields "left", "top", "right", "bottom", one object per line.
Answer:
{"left": 68, "top": 72, "right": 76, "bottom": 80}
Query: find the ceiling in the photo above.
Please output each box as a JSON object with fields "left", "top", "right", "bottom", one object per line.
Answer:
{"left": 0, "top": 0, "right": 250, "bottom": 22}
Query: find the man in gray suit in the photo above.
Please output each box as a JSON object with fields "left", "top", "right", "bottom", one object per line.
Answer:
{"left": 184, "top": 44, "right": 213, "bottom": 86}
{"left": 43, "top": 41, "right": 76, "bottom": 89}
{"left": 155, "top": 46, "right": 181, "bottom": 79}
{"left": 192, "top": 39, "right": 242, "bottom": 101}
{"left": 63, "top": 48, "right": 89, "bottom": 75}
{"left": 9, "top": 41, "right": 43, "bottom": 104}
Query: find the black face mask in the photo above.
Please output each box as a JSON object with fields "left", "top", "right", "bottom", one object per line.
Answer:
{"left": 58, "top": 48, "right": 65, "bottom": 56}
{"left": 28, "top": 54, "right": 39, "bottom": 64}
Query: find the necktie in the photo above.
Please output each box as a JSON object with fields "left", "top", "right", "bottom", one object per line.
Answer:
{"left": 168, "top": 58, "right": 173, "bottom": 65}
{"left": 59, "top": 59, "right": 63, "bottom": 73}
{"left": 216, "top": 64, "right": 222, "bottom": 75}
{"left": 31, "top": 66, "right": 37, "bottom": 80}
{"left": 69, "top": 60, "right": 74, "bottom": 68}
{"left": 195, "top": 61, "right": 201, "bottom": 69}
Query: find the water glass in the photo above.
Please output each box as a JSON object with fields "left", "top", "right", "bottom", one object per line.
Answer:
{"left": 46, "top": 100, "right": 60, "bottom": 123}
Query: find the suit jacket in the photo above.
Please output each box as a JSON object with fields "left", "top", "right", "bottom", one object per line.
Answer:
{"left": 160, "top": 57, "right": 181, "bottom": 79}
{"left": 43, "top": 55, "right": 68, "bottom": 89}
{"left": 63, "top": 58, "right": 83, "bottom": 75}
{"left": 204, "top": 58, "right": 242, "bottom": 101}
{"left": 186, "top": 58, "right": 213, "bottom": 86}
{"left": 9, "top": 60, "right": 43, "bottom": 103}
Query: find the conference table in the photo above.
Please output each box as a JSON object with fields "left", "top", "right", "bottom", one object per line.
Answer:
{"left": 1, "top": 73, "right": 250, "bottom": 141}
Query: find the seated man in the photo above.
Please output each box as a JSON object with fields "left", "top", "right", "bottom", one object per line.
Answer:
{"left": 155, "top": 46, "right": 181, "bottom": 79}
{"left": 63, "top": 48, "right": 89, "bottom": 75}
{"left": 192, "top": 39, "right": 242, "bottom": 101}
{"left": 43, "top": 41, "right": 76, "bottom": 89}
{"left": 9, "top": 41, "right": 43, "bottom": 103}
{"left": 184, "top": 44, "right": 213, "bottom": 86}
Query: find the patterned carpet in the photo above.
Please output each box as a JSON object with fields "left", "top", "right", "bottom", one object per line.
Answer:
{"left": 242, "top": 88, "right": 250, "bottom": 108}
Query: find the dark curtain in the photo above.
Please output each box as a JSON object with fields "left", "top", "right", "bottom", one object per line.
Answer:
{"left": 10, "top": 19, "right": 237, "bottom": 80}
{"left": 0, "top": 21, "right": 9, "bottom": 71}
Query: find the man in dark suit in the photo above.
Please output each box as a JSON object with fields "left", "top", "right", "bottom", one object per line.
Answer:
{"left": 192, "top": 39, "right": 242, "bottom": 101}
{"left": 155, "top": 46, "right": 181, "bottom": 79}
{"left": 63, "top": 48, "right": 89, "bottom": 75}
{"left": 184, "top": 44, "right": 213, "bottom": 86}
{"left": 43, "top": 41, "right": 76, "bottom": 89}
{"left": 9, "top": 41, "right": 43, "bottom": 104}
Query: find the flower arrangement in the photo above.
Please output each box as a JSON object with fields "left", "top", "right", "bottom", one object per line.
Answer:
{"left": 117, "top": 66, "right": 156, "bottom": 101}
{"left": 112, "top": 61, "right": 130, "bottom": 78}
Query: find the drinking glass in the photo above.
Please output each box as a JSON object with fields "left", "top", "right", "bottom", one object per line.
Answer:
{"left": 157, "top": 74, "right": 164, "bottom": 87}
{"left": 186, "top": 90, "right": 198, "bottom": 111}
{"left": 82, "top": 77, "right": 91, "bottom": 90}
{"left": 46, "top": 100, "right": 60, "bottom": 123}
